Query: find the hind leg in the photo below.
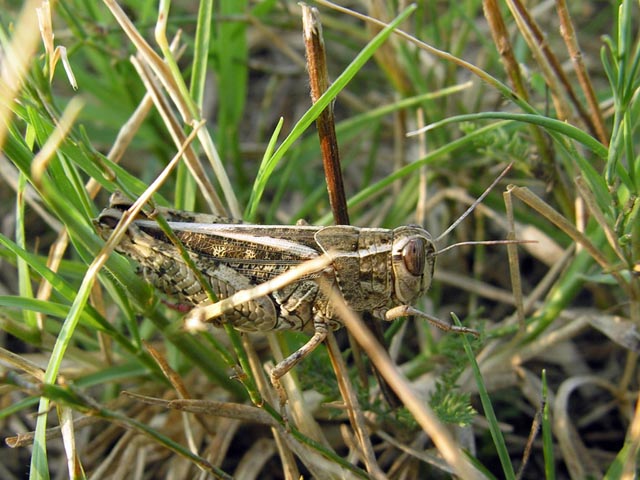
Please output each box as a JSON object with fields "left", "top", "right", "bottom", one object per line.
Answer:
{"left": 269, "top": 318, "right": 329, "bottom": 408}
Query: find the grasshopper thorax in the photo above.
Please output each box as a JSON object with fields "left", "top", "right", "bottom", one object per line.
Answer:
{"left": 390, "top": 226, "right": 436, "bottom": 304}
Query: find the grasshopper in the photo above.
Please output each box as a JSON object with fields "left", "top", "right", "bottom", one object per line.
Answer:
{"left": 95, "top": 192, "right": 478, "bottom": 403}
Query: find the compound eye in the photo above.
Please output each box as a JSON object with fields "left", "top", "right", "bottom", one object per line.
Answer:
{"left": 402, "top": 237, "right": 426, "bottom": 276}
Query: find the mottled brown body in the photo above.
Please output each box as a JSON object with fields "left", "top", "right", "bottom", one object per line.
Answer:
{"left": 95, "top": 193, "right": 475, "bottom": 403}
{"left": 96, "top": 196, "right": 436, "bottom": 332}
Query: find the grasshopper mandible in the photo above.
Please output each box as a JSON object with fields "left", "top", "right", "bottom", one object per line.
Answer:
{"left": 95, "top": 192, "right": 478, "bottom": 402}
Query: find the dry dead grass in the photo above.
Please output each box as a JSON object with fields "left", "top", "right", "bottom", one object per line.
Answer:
{"left": 0, "top": 1, "right": 638, "bottom": 479}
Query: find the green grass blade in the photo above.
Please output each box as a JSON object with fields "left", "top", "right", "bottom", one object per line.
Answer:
{"left": 541, "top": 370, "right": 556, "bottom": 480}
{"left": 453, "top": 313, "right": 516, "bottom": 480}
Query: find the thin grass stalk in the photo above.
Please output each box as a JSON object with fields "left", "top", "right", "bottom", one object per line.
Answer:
{"left": 103, "top": 0, "right": 239, "bottom": 216}
{"left": 482, "top": 0, "right": 553, "bottom": 168}
{"left": 16, "top": 175, "right": 37, "bottom": 330}
{"left": 300, "top": 8, "right": 403, "bottom": 471}
{"left": 129, "top": 55, "right": 227, "bottom": 214}
{"left": 327, "top": 290, "right": 485, "bottom": 478}
{"left": 503, "top": 187, "right": 526, "bottom": 331}
{"left": 508, "top": 185, "right": 629, "bottom": 293}
{"left": 556, "top": 0, "right": 609, "bottom": 145}
{"left": 246, "top": 4, "right": 418, "bottom": 219}
{"left": 0, "top": 0, "right": 42, "bottom": 149}
{"left": 302, "top": 5, "right": 349, "bottom": 225}
{"left": 505, "top": 0, "right": 589, "bottom": 126}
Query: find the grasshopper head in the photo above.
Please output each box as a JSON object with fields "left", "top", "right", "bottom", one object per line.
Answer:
{"left": 391, "top": 226, "right": 436, "bottom": 304}
{"left": 93, "top": 196, "right": 150, "bottom": 257}
{"left": 94, "top": 193, "right": 147, "bottom": 242}
{"left": 93, "top": 193, "right": 130, "bottom": 235}
{"left": 94, "top": 207, "right": 125, "bottom": 241}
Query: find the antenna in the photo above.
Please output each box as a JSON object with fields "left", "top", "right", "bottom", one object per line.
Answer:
{"left": 435, "top": 163, "right": 513, "bottom": 243}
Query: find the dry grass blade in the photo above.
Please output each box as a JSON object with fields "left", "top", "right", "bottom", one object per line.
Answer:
{"left": 30, "top": 98, "right": 84, "bottom": 186}
{"left": 504, "top": 186, "right": 526, "bottom": 330}
{"left": 300, "top": 7, "right": 392, "bottom": 474}
{"left": 124, "top": 393, "right": 278, "bottom": 427}
{"left": 507, "top": 185, "right": 631, "bottom": 294}
{"left": 302, "top": 4, "right": 349, "bottom": 225}
{"left": 505, "top": 0, "right": 591, "bottom": 127}
{"left": 0, "top": 346, "right": 45, "bottom": 382}
{"left": 103, "top": 0, "right": 239, "bottom": 216}
{"left": 59, "top": 406, "right": 82, "bottom": 479}
{"left": 324, "top": 333, "right": 385, "bottom": 479}
{"left": 129, "top": 55, "right": 227, "bottom": 215}
{"left": 481, "top": 0, "right": 554, "bottom": 166}
{"left": 575, "top": 176, "right": 627, "bottom": 263}
{"left": 556, "top": 0, "right": 609, "bottom": 144}
{"left": 482, "top": 0, "right": 527, "bottom": 100}
{"left": 624, "top": 395, "right": 640, "bottom": 477}
{"left": 2, "top": 2, "right": 636, "bottom": 478}
{"left": 321, "top": 283, "right": 484, "bottom": 479}
{"left": 183, "top": 254, "right": 334, "bottom": 328}
{"left": 240, "top": 335, "right": 304, "bottom": 480}
{"left": 553, "top": 375, "right": 621, "bottom": 478}
{"left": 233, "top": 438, "right": 278, "bottom": 480}
{"left": 0, "top": 0, "right": 42, "bottom": 148}
{"left": 5, "top": 416, "right": 100, "bottom": 449}
{"left": 137, "top": 391, "right": 361, "bottom": 479}
{"left": 143, "top": 342, "right": 200, "bottom": 453}
{"left": 101, "top": 0, "right": 188, "bottom": 117}
{"left": 516, "top": 405, "right": 542, "bottom": 480}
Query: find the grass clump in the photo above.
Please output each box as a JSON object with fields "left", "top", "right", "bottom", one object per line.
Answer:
{"left": 0, "top": 1, "right": 638, "bottom": 478}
